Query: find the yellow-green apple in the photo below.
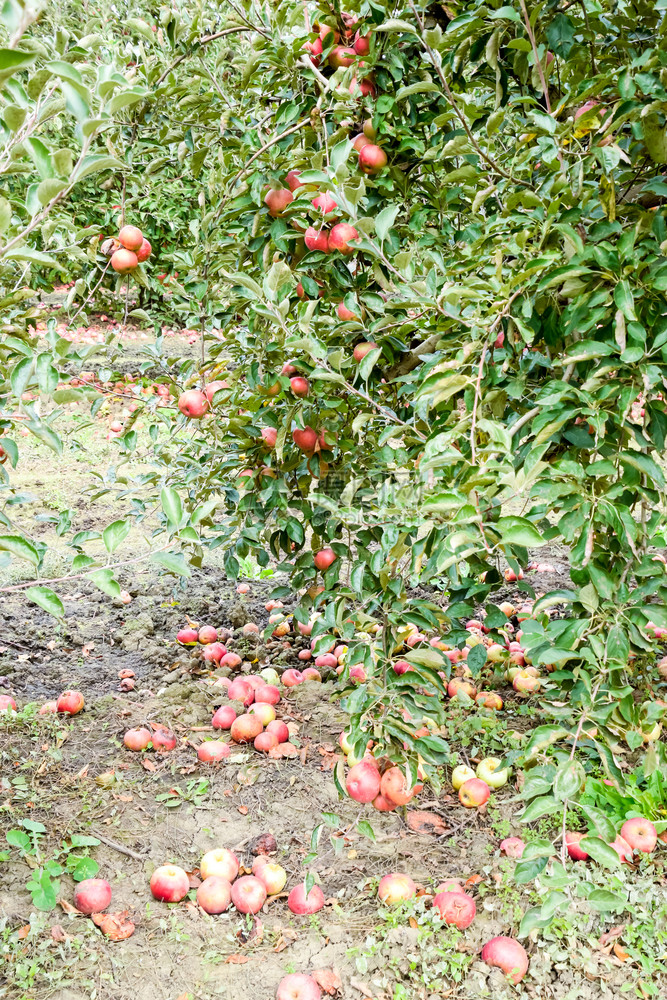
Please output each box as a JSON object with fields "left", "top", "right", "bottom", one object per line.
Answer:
{"left": 378, "top": 873, "right": 416, "bottom": 904}
{"left": 451, "top": 764, "right": 475, "bottom": 790}
{"left": 476, "top": 757, "right": 509, "bottom": 789}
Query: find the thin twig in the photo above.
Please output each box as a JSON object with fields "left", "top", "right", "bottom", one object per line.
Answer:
{"left": 155, "top": 26, "right": 254, "bottom": 86}
{"left": 409, "top": 3, "right": 529, "bottom": 188}
{"left": 0, "top": 543, "right": 171, "bottom": 594}
{"left": 90, "top": 829, "right": 147, "bottom": 861}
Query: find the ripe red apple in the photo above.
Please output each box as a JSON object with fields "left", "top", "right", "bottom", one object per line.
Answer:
{"left": 261, "top": 426, "right": 278, "bottom": 448}
{"left": 123, "top": 727, "right": 152, "bottom": 751}
{"left": 255, "top": 684, "right": 281, "bottom": 705}
{"left": 315, "top": 653, "right": 337, "bottom": 668}
{"left": 230, "top": 713, "right": 263, "bottom": 743}
{"left": 276, "top": 974, "right": 322, "bottom": 1000}
{"left": 178, "top": 389, "right": 209, "bottom": 419}
{"left": 458, "top": 778, "right": 490, "bottom": 808}
{"left": 228, "top": 678, "right": 254, "bottom": 705}
{"left": 620, "top": 817, "right": 657, "bottom": 853}
{"left": 118, "top": 225, "right": 143, "bottom": 251}
{"left": 265, "top": 187, "right": 294, "bottom": 217}
{"left": 290, "top": 376, "right": 310, "bottom": 397}
{"left": 346, "top": 759, "right": 381, "bottom": 803}
{"left": 150, "top": 864, "right": 190, "bottom": 903}
{"left": 293, "top": 426, "right": 319, "bottom": 453}
{"left": 204, "top": 380, "right": 228, "bottom": 401}
{"left": 328, "top": 223, "right": 359, "bottom": 255}
{"left": 313, "top": 548, "right": 336, "bottom": 571}
{"left": 311, "top": 192, "right": 338, "bottom": 214}
{"left": 39, "top": 700, "right": 57, "bottom": 714}
{"left": 337, "top": 301, "right": 359, "bottom": 321}
{"left": 266, "top": 719, "right": 289, "bottom": 742}
{"left": 476, "top": 691, "right": 503, "bottom": 710}
{"left": 302, "top": 667, "right": 322, "bottom": 682}
{"left": 282, "top": 668, "right": 304, "bottom": 687}
{"left": 349, "top": 75, "right": 375, "bottom": 98}
{"left": 202, "top": 641, "right": 226, "bottom": 663}
{"left": 231, "top": 875, "right": 267, "bottom": 914}
{"left": 254, "top": 860, "right": 287, "bottom": 895}
{"left": 111, "top": 248, "right": 138, "bottom": 273}
{"left": 432, "top": 890, "right": 476, "bottom": 929}
{"left": 378, "top": 873, "right": 416, "bottom": 904}
{"left": 564, "top": 831, "right": 589, "bottom": 861}
{"left": 152, "top": 728, "right": 177, "bottom": 752}
{"left": 513, "top": 671, "right": 540, "bottom": 695}
{"left": 372, "top": 793, "right": 396, "bottom": 812}
{"left": 197, "top": 875, "right": 232, "bottom": 913}
{"left": 285, "top": 170, "right": 303, "bottom": 191}
{"left": 221, "top": 651, "right": 242, "bottom": 668}
{"left": 358, "top": 144, "right": 387, "bottom": 175}
{"left": 610, "top": 835, "right": 634, "bottom": 863}
{"left": 380, "top": 766, "right": 415, "bottom": 807}
{"left": 212, "top": 705, "right": 237, "bottom": 729}
{"left": 304, "top": 227, "right": 330, "bottom": 252}
{"left": 353, "top": 341, "right": 378, "bottom": 362}
{"left": 354, "top": 32, "right": 371, "bottom": 55}
{"left": 0, "top": 694, "right": 17, "bottom": 712}
{"left": 500, "top": 837, "right": 525, "bottom": 859}
{"left": 177, "top": 627, "right": 199, "bottom": 645}
{"left": 287, "top": 881, "right": 325, "bottom": 914}
{"left": 57, "top": 690, "right": 84, "bottom": 715}
{"left": 198, "top": 740, "right": 231, "bottom": 762}
{"left": 481, "top": 936, "right": 529, "bottom": 984}
{"left": 135, "top": 238, "right": 152, "bottom": 263}
{"left": 74, "top": 878, "right": 112, "bottom": 914}
{"left": 201, "top": 848, "right": 239, "bottom": 881}
{"left": 328, "top": 45, "right": 356, "bottom": 68}
{"left": 504, "top": 567, "right": 524, "bottom": 582}
{"left": 254, "top": 731, "right": 279, "bottom": 753}
{"left": 352, "top": 133, "right": 370, "bottom": 152}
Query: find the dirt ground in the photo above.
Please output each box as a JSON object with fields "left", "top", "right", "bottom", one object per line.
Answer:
{"left": 0, "top": 328, "right": 664, "bottom": 1000}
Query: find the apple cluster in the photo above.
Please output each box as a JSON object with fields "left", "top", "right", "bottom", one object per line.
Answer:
{"left": 101, "top": 224, "right": 152, "bottom": 274}
{"left": 377, "top": 873, "right": 529, "bottom": 983}
{"left": 149, "top": 846, "right": 324, "bottom": 923}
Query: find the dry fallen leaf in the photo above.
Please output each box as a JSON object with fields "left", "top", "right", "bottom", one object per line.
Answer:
{"left": 226, "top": 954, "right": 250, "bottom": 964}
{"left": 17, "top": 924, "right": 31, "bottom": 939}
{"left": 312, "top": 967, "right": 342, "bottom": 995}
{"left": 350, "top": 977, "right": 374, "bottom": 997}
{"left": 50, "top": 924, "right": 70, "bottom": 943}
{"left": 91, "top": 911, "right": 135, "bottom": 941}
{"left": 58, "top": 899, "right": 78, "bottom": 914}
{"left": 268, "top": 742, "right": 299, "bottom": 759}
{"left": 406, "top": 810, "right": 448, "bottom": 835}
{"left": 613, "top": 941, "right": 630, "bottom": 962}
{"left": 273, "top": 927, "right": 298, "bottom": 952}
{"left": 238, "top": 805, "right": 248, "bottom": 815}
{"left": 141, "top": 758, "right": 157, "bottom": 772}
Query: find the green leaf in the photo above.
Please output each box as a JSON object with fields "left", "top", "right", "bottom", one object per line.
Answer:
{"left": 161, "top": 487, "right": 183, "bottom": 527}
{"left": 70, "top": 856, "right": 99, "bottom": 881}
{"left": 36, "top": 178, "right": 68, "bottom": 206}
{"left": 577, "top": 804, "right": 616, "bottom": 842}
{"left": 358, "top": 347, "right": 381, "bottom": 381}
{"left": 375, "top": 204, "right": 400, "bottom": 242}
{"left": 613, "top": 280, "right": 637, "bottom": 321}
{"left": 585, "top": 889, "right": 627, "bottom": 912}
{"left": 0, "top": 48, "right": 37, "bottom": 78}
{"left": 357, "top": 819, "right": 376, "bottom": 842}
{"left": 88, "top": 568, "right": 121, "bottom": 598}
{"left": 74, "top": 155, "right": 126, "bottom": 181}
{"left": 0, "top": 534, "right": 38, "bottom": 565}
{"left": 24, "top": 137, "right": 54, "bottom": 179}
{"left": 519, "top": 794, "right": 562, "bottom": 823}
{"left": 102, "top": 519, "right": 130, "bottom": 554}
{"left": 497, "top": 516, "right": 546, "bottom": 547}
{"left": 579, "top": 837, "right": 621, "bottom": 869}
{"left": 108, "top": 90, "right": 147, "bottom": 113}
{"left": 27, "top": 870, "right": 58, "bottom": 911}
{"left": 514, "top": 854, "right": 548, "bottom": 884}
{"left": 552, "top": 760, "right": 585, "bottom": 801}
{"left": 35, "top": 353, "right": 59, "bottom": 394}
{"left": 151, "top": 551, "right": 192, "bottom": 577}
{"left": 10, "top": 357, "right": 32, "bottom": 398}
{"left": 25, "top": 586, "right": 64, "bottom": 618}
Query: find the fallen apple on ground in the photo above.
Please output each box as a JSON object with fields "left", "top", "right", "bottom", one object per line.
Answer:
{"left": 150, "top": 865, "right": 190, "bottom": 903}
{"left": 480, "top": 936, "right": 529, "bottom": 984}
{"left": 378, "top": 873, "right": 416, "bottom": 904}
{"left": 288, "top": 882, "right": 325, "bottom": 914}
{"left": 74, "top": 878, "right": 112, "bottom": 915}
{"left": 200, "top": 848, "right": 239, "bottom": 882}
